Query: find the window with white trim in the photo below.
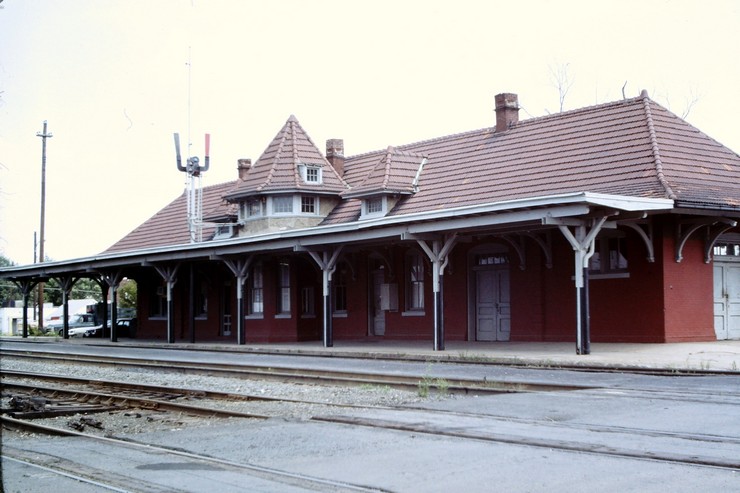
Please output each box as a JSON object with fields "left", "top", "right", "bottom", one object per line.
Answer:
{"left": 360, "top": 196, "right": 387, "bottom": 219}
{"left": 406, "top": 251, "right": 425, "bottom": 311}
{"left": 301, "top": 196, "right": 317, "bottom": 214}
{"left": 277, "top": 261, "right": 291, "bottom": 314}
{"left": 272, "top": 196, "right": 293, "bottom": 214}
{"left": 298, "top": 164, "right": 322, "bottom": 184}
{"left": 247, "top": 263, "right": 263, "bottom": 316}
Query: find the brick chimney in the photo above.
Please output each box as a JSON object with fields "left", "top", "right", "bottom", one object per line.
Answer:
{"left": 326, "top": 139, "right": 345, "bottom": 177}
{"left": 237, "top": 158, "right": 251, "bottom": 180}
{"left": 495, "top": 93, "right": 519, "bottom": 132}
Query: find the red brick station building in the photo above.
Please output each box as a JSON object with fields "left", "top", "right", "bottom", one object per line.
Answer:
{"left": 3, "top": 91, "right": 740, "bottom": 353}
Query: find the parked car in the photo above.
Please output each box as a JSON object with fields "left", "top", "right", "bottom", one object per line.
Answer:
{"left": 69, "top": 324, "right": 102, "bottom": 338}
{"left": 48, "top": 313, "right": 96, "bottom": 336}
{"left": 114, "top": 317, "right": 137, "bottom": 337}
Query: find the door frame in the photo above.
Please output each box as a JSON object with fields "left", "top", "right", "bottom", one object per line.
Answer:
{"left": 467, "top": 243, "right": 511, "bottom": 341}
{"left": 714, "top": 258, "right": 740, "bottom": 340}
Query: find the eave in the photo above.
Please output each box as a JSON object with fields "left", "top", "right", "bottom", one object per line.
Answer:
{"left": 0, "top": 192, "right": 674, "bottom": 279}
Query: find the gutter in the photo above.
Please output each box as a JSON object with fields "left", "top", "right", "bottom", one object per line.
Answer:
{"left": 0, "top": 192, "right": 674, "bottom": 276}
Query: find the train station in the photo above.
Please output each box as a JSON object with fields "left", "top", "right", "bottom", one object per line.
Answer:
{"left": 2, "top": 91, "right": 739, "bottom": 353}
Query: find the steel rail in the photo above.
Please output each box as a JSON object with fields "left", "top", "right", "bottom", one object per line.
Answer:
{"left": 2, "top": 455, "right": 132, "bottom": 493}
{"left": 1, "top": 369, "right": 401, "bottom": 412}
{"left": 312, "top": 414, "right": 740, "bottom": 471}
{"left": 1, "top": 381, "right": 271, "bottom": 420}
{"left": 0, "top": 349, "right": 588, "bottom": 393}
{"left": 1, "top": 416, "right": 392, "bottom": 493}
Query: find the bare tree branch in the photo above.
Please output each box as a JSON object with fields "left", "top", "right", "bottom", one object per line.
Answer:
{"left": 549, "top": 63, "right": 574, "bottom": 112}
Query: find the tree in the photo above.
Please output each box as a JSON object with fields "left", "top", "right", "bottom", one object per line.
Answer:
{"left": 118, "top": 278, "right": 137, "bottom": 309}
{"left": 549, "top": 62, "right": 574, "bottom": 113}
{"left": 0, "top": 255, "right": 21, "bottom": 306}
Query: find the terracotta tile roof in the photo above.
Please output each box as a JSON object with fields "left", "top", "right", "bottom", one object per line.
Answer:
{"left": 105, "top": 180, "right": 238, "bottom": 253}
{"left": 643, "top": 99, "right": 740, "bottom": 208}
{"left": 342, "top": 146, "right": 427, "bottom": 199}
{"left": 224, "top": 115, "right": 348, "bottom": 200}
{"left": 106, "top": 94, "right": 740, "bottom": 251}
{"left": 323, "top": 94, "right": 740, "bottom": 223}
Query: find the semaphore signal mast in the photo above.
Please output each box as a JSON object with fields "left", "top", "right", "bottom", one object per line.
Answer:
{"left": 173, "top": 132, "right": 210, "bottom": 243}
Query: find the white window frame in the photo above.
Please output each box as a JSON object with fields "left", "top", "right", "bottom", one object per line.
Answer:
{"left": 301, "top": 195, "right": 318, "bottom": 215}
{"left": 298, "top": 164, "right": 323, "bottom": 184}
{"left": 247, "top": 263, "right": 264, "bottom": 318}
{"left": 271, "top": 195, "right": 294, "bottom": 215}
{"left": 360, "top": 196, "right": 387, "bottom": 220}
{"left": 277, "top": 261, "right": 291, "bottom": 316}
{"left": 405, "top": 250, "right": 425, "bottom": 313}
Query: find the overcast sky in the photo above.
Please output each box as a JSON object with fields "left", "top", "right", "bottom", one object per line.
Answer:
{"left": 1, "top": 0, "right": 738, "bottom": 265}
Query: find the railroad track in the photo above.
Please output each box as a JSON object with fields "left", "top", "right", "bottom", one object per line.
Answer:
{"left": 2, "top": 418, "right": 393, "bottom": 493}
{"left": 0, "top": 348, "right": 587, "bottom": 394}
{"left": 3, "top": 355, "right": 738, "bottom": 490}
{"left": 1, "top": 369, "right": 407, "bottom": 424}
{"left": 4, "top": 373, "right": 739, "bottom": 474}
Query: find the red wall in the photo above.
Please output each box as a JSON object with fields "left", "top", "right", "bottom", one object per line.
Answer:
{"left": 132, "top": 216, "right": 718, "bottom": 345}
{"left": 660, "top": 223, "right": 715, "bottom": 342}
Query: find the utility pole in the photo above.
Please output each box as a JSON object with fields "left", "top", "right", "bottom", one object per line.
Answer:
{"left": 36, "top": 120, "right": 52, "bottom": 332}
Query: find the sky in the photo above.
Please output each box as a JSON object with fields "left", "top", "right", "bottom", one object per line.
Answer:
{"left": 1, "top": 0, "right": 739, "bottom": 265}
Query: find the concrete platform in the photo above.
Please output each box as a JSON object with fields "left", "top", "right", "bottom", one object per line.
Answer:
{"left": 6, "top": 337, "right": 740, "bottom": 372}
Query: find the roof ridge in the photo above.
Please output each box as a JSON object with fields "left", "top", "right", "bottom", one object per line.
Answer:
{"left": 291, "top": 118, "right": 300, "bottom": 189}
{"left": 382, "top": 146, "right": 394, "bottom": 190}
{"left": 641, "top": 93, "right": 677, "bottom": 200}
{"left": 258, "top": 118, "right": 290, "bottom": 191}
{"left": 292, "top": 117, "right": 351, "bottom": 189}
{"left": 347, "top": 95, "right": 648, "bottom": 161}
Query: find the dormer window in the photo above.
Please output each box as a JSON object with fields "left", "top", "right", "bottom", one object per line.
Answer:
{"left": 299, "top": 163, "right": 322, "bottom": 184}
{"left": 360, "top": 196, "right": 387, "bottom": 219}
{"left": 213, "top": 224, "right": 235, "bottom": 240}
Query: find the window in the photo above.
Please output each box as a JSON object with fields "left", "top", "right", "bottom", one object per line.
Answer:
{"left": 714, "top": 242, "right": 740, "bottom": 257}
{"left": 301, "top": 196, "right": 317, "bottom": 214}
{"left": 589, "top": 238, "right": 628, "bottom": 274}
{"left": 476, "top": 253, "right": 509, "bottom": 266}
{"left": 214, "top": 224, "right": 234, "bottom": 239}
{"left": 150, "top": 283, "right": 168, "bottom": 318}
{"left": 366, "top": 197, "right": 383, "bottom": 214}
{"left": 272, "top": 196, "right": 293, "bottom": 214}
{"left": 277, "top": 261, "right": 291, "bottom": 314}
{"left": 196, "top": 280, "right": 208, "bottom": 318}
{"left": 247, "top": 263, "right": 263, "bottom": 316}
{"left": 406, "top": 251, "right": 425, "bottom": 311}
{"left": 360, "top": 196, "right": 387, "bottom": 219}
{"left": 306, "top": 167, "right": 319, "bottom": 183}
{"left": 333, "top": 266, "right": 348, "bottom": 313}
{"left": 299, "top": 164, "right": 322, "bottom": 184}
{"left": 301, "top": 286, "right": 315, "bottom": 316}
{"left": 248, "top": 200, "right": 262, "bottom": 217}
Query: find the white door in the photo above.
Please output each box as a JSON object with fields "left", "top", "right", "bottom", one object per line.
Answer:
{"left": 476, "top": 268, "right": 511, "bottom": 341}
{"left": 714, "top": 263, "right": 740, "bottom": 340}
